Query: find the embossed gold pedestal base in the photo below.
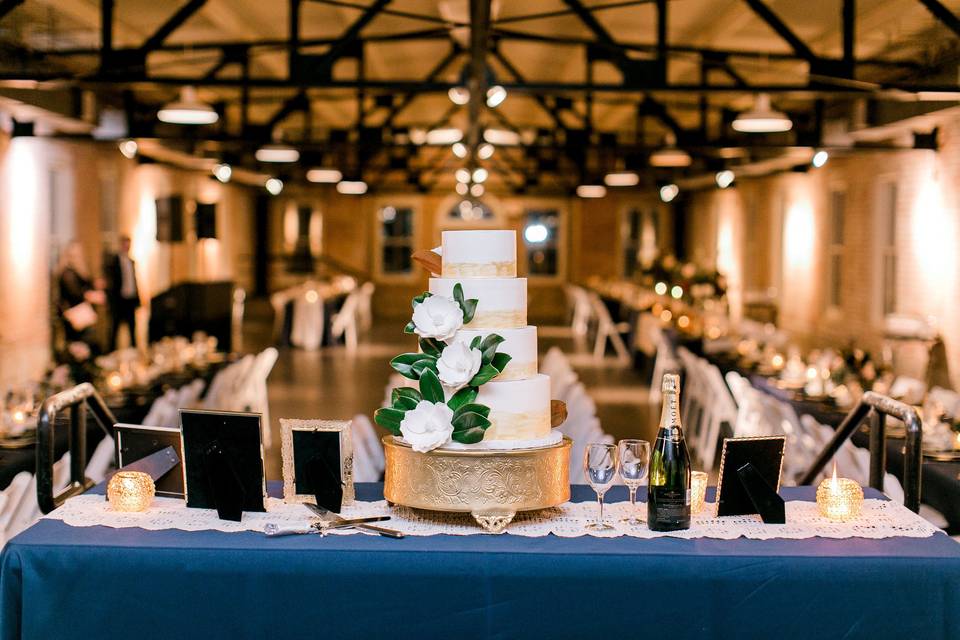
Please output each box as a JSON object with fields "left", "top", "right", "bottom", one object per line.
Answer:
{"left": 383, "top": 436, "right": 571, "bottom": 533}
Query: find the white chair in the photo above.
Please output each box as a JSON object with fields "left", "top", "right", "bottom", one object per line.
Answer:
{"left": 0, "top": 473, "right": 32, "bottom": 548}
{"left": 356, "top": 282, "right": 376, "bottom": 332}
{"left": 697, "top": 361, "right": 738, "bottom": 471}
{"left": 232, "top": 288, "right": 246, "bottom": 354}
{"left": 648, "top": 326, "right": 680, "bottom": 404}
{"left": 85, "top": 436, "right": 116, "bottom": 484}
{"left": 236, "top": 348, "right": 279, "bottom": 448}
{"left": 351, "top": 414, "right": 385, "bottom": 482}
{"left": 587, "top": 292, "right": 630, "bottom": 364}
{"left": 564, "top": 285, "right": 593, "bottom": 347}
{"left": 889, "top": 376, "right": 927, "bottom": 405}
{"left": 331, "top": 290, "right": 362, "bottom": 353}
{"left": 290, "top": 293, "right": 325, "bottom": 351}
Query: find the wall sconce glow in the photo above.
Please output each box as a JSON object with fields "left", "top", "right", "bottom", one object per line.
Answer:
{"left": 157, "top": 86, "right": 218, "bottom": 125}
{"left": 452, "top": 142, "right": 467, "bottom": 158}
{"left": 426, "top": 128, "right": 463, "bottom": 145}
{"left": 472, "top": 168, "right": 488, "bottom": 183}
{"left": 659, "top": 183, "right": 679, "bottom": 203}
{"left": 455, "top": 182, "right": 468, "bottom": 195}
{"left": 576, "top": 184, "right": 606, "bottom": 198}
{"left": 486, "top": 85, "right": 507, "bottom": 108}
{"left": 812, "top": 150, "right": 829, "bottom": 168}
{"left": 118, "top": 139, "right": 138, "bottom": 159}
{"left": 470, "top": 183, "right": 484, "bottom": 197}
{"left": 448, "top": 86, "right": 470, "bottom": 105}
{"left": 306, "top": 168, "right": 343, "bottom": 183}
{"left": 255, "top": 145, "right": 300, "bottom": 163}
{"left": 213, "top": 163, "right": 232, "bottom": 183}
{"left": 715, "top": 170, "right": 735, "bottom": 189}
{"left": 671, "top": 285, "right": 683, "bottom": 299}
{"left": 455, "top": 168, "right": 471, "bottom": 184}
{"left": 336, "top": 180, "right": 368, "bottom": 195}
{"left": 478, "top": 143, "right": 495, "bottom": 160}
{"left": 783, "top": 199, "right": 815, "bottom": 272}
{"left": 483, "top": 128, "right": 521, "bottom": 146}
{"left": 265, "top": 178, "right": 284, "bottom": 195}
{"left": 654, "top": 282, "right": 667, "bottom": 295}
{"left": 604, "top": 171, "right": 640, "bottom": 187}
{"left": 524, "top": 223, "right": 549, "bottom": 244}
{"left": 732, "top": 93, "right": 792, "bottom": 133}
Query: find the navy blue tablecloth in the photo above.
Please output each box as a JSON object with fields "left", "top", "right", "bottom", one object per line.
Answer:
{"left": 2, "top": 483, "right": 959, "bottom": 640}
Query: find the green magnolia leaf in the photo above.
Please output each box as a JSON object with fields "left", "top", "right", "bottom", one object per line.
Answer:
{"left": 480, "top": 334, "right": 506, "bottom": 363}
{"left": 411, "top": 292, "right": 432, "bottom": 309}
{"left": 468, "top": 363, "right": 500, "bottom": 387}
{"left": 411, "top": 358, "right": 438, "bottom": 377}
{"left": 374, "top": 408, "right": 405, "bottom": 435}
{"left": 451, "top": 410, "right": 491, "bottom": 432}
{"left": 391, "top": 387, "right": 422, "bottom": 411}
{"left": 453, "top": 403, "right": 491, "bottom": 421}
{"left": 453, "top": 283, "right": 465, "bottom": 305}
{"left": 403, "top": 321, "right": 416, "bottom": 334}
{"left": 461, "top": 299, "right": 478, "bottom": 324}
{"left": 451, "top": 410, "right": 492, "bottom": 444}
{"left": 419, "top": 368, "right": 445, "bottom": 404}
{"left": 447, "top": 386, "right": 478, "bottom": 412}
{"left": 419, "top": 337, "right": 445, "bottom": 358}
{"left": 491, "top": 352, "right": 512, "bottom": 373}
{"left": 390, "top": 352, "right": 436, "bottom": 380}
{"left": 469, "top": 336, "right": 482, "bottom": 350}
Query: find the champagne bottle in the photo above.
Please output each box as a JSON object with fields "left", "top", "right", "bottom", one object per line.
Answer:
{"left": 647, "top": 373, "right": 691, "bottom": 531}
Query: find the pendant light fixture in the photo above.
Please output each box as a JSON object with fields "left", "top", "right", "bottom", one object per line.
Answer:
{"left": 157, "top": 86, "right": 218, "bottom": 125}
{"left": 649, "top": 132, "right": 692, "bottom": 167}
{"left": 732, "top": 93, "right": 793, "bottom": 133}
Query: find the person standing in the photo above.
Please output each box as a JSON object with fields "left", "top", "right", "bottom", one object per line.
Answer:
{"left": 104, "top": 234, "right": 140, "bottom": 351}
{"left": 57, "top": 241, "right": 105, "bottom": 347}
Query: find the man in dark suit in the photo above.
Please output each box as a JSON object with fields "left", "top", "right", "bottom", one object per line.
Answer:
{"left": 104, "top": 234, "right": 140, "bottom": 351}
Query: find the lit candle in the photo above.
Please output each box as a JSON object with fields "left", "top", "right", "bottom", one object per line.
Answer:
{"left": 771, "top": 354, "right": 785, "bottom": 370}
{"left": 107, "top": 372, "right": 123, "bottom": 392}
{"left": 690, "top": 471, "right": 708, "bottom": 515}
{"left": 11, "top": 410, "right": 25, "bottom": 425}
{"left": 107, "top": 471, "right": 155, "bottom": 512}
{"left": 816, "top": 463, "right": 864, "bottom": 522}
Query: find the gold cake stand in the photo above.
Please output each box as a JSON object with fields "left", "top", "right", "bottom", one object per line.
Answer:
{"left": 383, "top": 435, "right": 572, "bottom": 533}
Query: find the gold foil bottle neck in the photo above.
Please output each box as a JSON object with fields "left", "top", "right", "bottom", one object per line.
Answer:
{"left": 661, "top": 373, "right": 680, "bottom": 394}
{"left": 659, "top": 373, "right": 681, "bottom": 428}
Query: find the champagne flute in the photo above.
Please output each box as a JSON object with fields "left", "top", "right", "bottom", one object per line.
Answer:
{"left": 584, "top": 443, "right": 618, "bottom": 531}
{"left": 617, "top": 439, "right": 650, "bottom": 525}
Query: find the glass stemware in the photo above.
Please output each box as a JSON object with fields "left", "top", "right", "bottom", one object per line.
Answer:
{"left": 584, "top": 443, "right": 618, "bottom": 531}
{"left": 617, "top": 439, "right": 650, "bottom": 525}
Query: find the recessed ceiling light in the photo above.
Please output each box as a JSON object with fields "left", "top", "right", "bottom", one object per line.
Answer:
{"left": 478, "top": 143, "right": 495, "bottom": 160}
{"left": 470, "top": 183, "right": 484, "bottom": 197}
{"left": 455, "top": 168, "right": 471, "bottom": 183}
{"left": 483, "top": 128, "right": 520, "bottom": 146}
{"left": 452, "top": 142, "right": 467, "bottom": 158}
{"left": 486, "top": 85, "right": 507, "bottom": 108}
{"left": 255, "top": 144, "right": 300, "bottom": 163}
{"left": 472, "top": 167, "right": 488, "bottom": 183}
{"left": 306, "top": 168, "right": 343, "bottom": 183}
{"left": 659, "top": 183, "right": 679, "bottom": 202}
{"left": 715, "top": 170, "right": 735, "bottom": 188}
{"left": 426, "top": 128, "right": 463, "bottom": 145}
{"left": 812, "top": 149, "right": 829, "bottom": 167}
{"left": 576, "top": 185, "right": 606, "bottom": 198}
{"left": 265, "top": 177, "right": 283, "bottom": 195}
{"left": 118, "top": 139, "right": 138, "bottom": 159}
{"left": 213, "top": 163, "right": 232, "bottom": 183}
{"left": 448, "top": 87, "right": 470, "bottom": 105}
{"left": 604, "top": 171, "right": 639, "bottom": 187}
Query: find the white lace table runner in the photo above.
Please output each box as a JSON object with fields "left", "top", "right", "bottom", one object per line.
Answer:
{"left": 44, "top": 494, "right": 939, "bottom": 540}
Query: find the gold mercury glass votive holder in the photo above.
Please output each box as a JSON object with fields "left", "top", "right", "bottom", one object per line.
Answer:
{"left": 690, "top": 471, "right": 708, "bottom": 515}
{"left": 107, "top": 471, "right": 155, "bottom": 512}
{"left": 816, "top": 476, "right": 864, "bottom": 522}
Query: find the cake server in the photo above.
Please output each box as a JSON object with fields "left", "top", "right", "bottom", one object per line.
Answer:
{"left": 263, "top": 516, "right": 390, "bottom": 537}
{"left": 305, "top": 503, "right": 405, "bottom": 539}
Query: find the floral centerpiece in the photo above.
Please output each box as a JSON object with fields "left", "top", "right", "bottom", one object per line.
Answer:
{"left": 375, "top": 283, "right": 511, "bottom": 452}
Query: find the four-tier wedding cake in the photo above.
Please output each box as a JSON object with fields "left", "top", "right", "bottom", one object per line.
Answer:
{"left": 375, "top": 229, "right": 557, "bottom": 451}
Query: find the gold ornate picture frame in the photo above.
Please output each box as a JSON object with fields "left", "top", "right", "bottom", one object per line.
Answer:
{"left": 280, "top": 418, "right": 354, "bottom": 505}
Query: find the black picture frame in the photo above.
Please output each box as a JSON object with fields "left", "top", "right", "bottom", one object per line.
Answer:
{"left": 180, "top": 409, "right": 266, "bottom": 516}
{"left": 114, "top": 423, "right": 184, "bottom": 498}
{"left": 715, "top": 436, "right": 786, "bottom": 517}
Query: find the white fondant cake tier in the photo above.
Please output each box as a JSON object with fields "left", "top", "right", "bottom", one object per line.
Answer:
{"left": 429, "top": 277, "right": 526, "bottom": 329}
{"left": 476, "top": 374, "right": 551, "bottom": 441}
{"left": 452, "top": 326, "right": 538, "bottom": 381}
{"left": 441, "top": 230, "right": 516, "bottom": 278}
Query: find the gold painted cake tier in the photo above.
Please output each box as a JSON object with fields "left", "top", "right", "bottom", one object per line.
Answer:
{"left": 383, "top": 436, "right": 571, "bottom": 531}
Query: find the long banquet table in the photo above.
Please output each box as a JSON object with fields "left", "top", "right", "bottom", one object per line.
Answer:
{"left": 2, "top": 483, "right": 958, "bottom": 640}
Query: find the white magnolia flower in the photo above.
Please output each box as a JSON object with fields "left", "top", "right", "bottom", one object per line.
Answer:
{"left": 399, "top": 400, "right": 454, "bottom": 453}
{"left": 411, "top": 295, "right": 463, "bottom": 341}
{"left": 436, "top": 341, "right": 482, "bottom": 389}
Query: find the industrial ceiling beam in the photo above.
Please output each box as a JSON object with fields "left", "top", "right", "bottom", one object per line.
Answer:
{"left": 467, "top": 0, "right": 491, "bottom": 160}
{"left": 140, "top": 0, "right": 208, "bottom": 54}
{"left": 381, "top": 45, "right": 462, "bottom": 128}
{"left": 0, "top": 0, "right": 24, "bottom": 21}
{"left": 916, "top": 0, "right": 960, "bottom": 38}
{"left": 742, "top": 0, "right": 817, "bottom": 64}
{"left": 311, "top": 0, "right": 459, "bottom": 27}
{"left": 291, "top": 0, "right": 391, "bottom": 82}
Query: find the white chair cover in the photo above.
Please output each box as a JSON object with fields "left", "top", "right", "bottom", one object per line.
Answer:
{"left": 351, "top": 414, "right": 385, "bottom": 482}
{"left": 291, "top": 294, "right": 325, "bottom": 351}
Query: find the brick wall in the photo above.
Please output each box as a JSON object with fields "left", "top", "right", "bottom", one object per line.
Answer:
{"left": 685, "top": 116, "right": 960, "bottom": 388}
